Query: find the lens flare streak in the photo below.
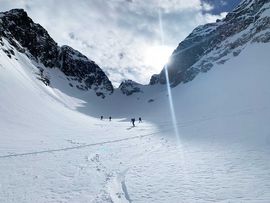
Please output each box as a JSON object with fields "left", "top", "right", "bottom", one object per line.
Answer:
{"left": 159, "top": 9, "right": 181, "bottom": 144}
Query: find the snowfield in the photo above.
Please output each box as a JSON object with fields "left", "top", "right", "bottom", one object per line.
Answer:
{"left": 1, "top": 38, "right": 270, "bottom": 202}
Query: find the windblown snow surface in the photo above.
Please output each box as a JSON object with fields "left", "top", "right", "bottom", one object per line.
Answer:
{"left": 1, "top": 38, "right": 270, "bottom": 202}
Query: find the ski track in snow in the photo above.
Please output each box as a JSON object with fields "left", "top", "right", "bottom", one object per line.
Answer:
{"left": 0, "top": 128, "right": 173, "bottom": 159}
{"left": 107, "top": 170, "right": 131, "bottom": 203}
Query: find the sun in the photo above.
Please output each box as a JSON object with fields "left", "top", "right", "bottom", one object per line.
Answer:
{"left": 144, "top": 45, "right": 174, "bottom": 71}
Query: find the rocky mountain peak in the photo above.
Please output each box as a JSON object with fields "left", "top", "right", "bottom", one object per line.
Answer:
{"left": 150, "top": 0, "right": 270, "bottom": 87}
{"left": 0, "top": 9, "right": 113, "bottom": 97}
{"left": 119, "top": 80, "right": 143, "bottom": 96}
{"left": 0, "top": 9, "right": 58, "bottom": 67}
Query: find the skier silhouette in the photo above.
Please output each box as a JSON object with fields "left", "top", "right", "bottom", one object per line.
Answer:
{"left": 109, "top": 116, "right": 112, "bottom": 121}
{"left": 139, "top": 117, "right": 142, "bottom": 123}
{"left": 131, "top": 118, "right": 135, "bottom": 127}
{"left": 100, "top": 116, "right": 103, "bottom": 120}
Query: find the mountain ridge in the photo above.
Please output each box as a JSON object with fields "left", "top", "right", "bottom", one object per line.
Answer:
{"left": 150, "top": 0, "right": 270, "bottom": 87}
{"left": 1, "top": 0, "right": 270, "bottom": 97}
{"left": 0, "top": 9, "right": 114, "bottom": 97}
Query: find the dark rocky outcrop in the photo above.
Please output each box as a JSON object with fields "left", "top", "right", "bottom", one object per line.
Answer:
{"left": 59, "top": 46, "right": 113, "bottom": 93}
{"left": 119, "top": 80, "right": 142, "bottom": 96}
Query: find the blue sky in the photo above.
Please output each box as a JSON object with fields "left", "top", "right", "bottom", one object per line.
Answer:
{"left": 203, "top": 0, "right": 241, "bottom": 14}
{"left": 0, "top": 0, "right": 242, "bottom": 86}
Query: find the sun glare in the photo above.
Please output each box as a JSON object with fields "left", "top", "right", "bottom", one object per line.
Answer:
{"left": 144, "top": 45, "right": 173, "bottom": 70}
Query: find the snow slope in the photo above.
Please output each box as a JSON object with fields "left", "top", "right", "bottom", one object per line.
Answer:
{"left": 1, "top": 19, "right": 270, "bottom": 203}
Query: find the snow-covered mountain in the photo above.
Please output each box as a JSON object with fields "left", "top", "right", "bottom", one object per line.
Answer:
{"left": 0, "top": 9, "right": 113, "bottom": 97}
{"left": 1, "top": 0, "right": 270, "bottom": 202}
{"left": 150, "top": 0, "right": 270, "bottom": 87}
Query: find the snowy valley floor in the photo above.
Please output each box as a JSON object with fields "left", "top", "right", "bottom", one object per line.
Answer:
{"left": 1, "top": 40, "right": 270, "bottom": 202}
{"left": 1, "top": 111, "right": 270, "bottom": 203}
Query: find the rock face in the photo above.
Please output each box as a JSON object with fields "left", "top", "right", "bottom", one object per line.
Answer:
{"left": 0, "top": 9, "right": 113, "bottom": 96}
{"left": 0, "top": 9, "right": 58, "bottom": 67}
{"left": 59, "top": 46, "right": 113, "bottom": 94}
{"left": 119, "top": 80, "right": 142, "bottom": 96}
{"left": 150, "top": 0, "right": 270, "bottom": 87}
{"left": 149, "top": 74, "right": 160, "bottom": 85}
